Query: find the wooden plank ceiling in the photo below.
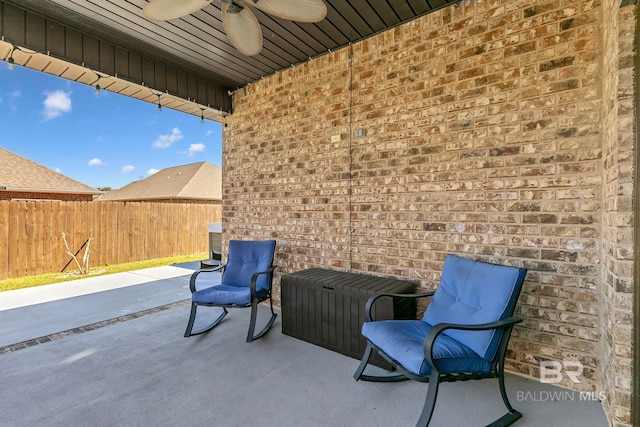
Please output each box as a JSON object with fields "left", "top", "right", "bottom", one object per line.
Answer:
{"left": 0, "top": 0, "right": 459, "bottom": 116}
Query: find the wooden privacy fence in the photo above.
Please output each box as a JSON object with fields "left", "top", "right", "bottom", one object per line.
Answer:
{"left": 0, "top": 200, "right": 222, "bottom": 280}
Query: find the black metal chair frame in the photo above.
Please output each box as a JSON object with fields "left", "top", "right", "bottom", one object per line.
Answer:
{"left": 353, "top": 291, "right": 523, "bottom": 427}
{"left": 184, "top": 264, "right": 278, "bottom": 343}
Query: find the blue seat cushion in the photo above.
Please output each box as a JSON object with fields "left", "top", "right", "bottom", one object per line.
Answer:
{"left": 362, "top": 320, "right": 491, "bottom": 376}
{"left": 192, "top": 284, "right": 267, "bottom": 306}
{"left": 423, "top": 254, "right": 526, "bottom": 360}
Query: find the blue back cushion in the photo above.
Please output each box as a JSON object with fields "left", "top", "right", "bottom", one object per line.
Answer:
{"left": 423, "top": 254, "right": 526, "bottom": 361}
{"left": 221, "top": 240, "right": 276, "bottom": 291}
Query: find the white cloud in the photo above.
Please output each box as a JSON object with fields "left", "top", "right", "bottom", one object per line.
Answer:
{"left": 152, "top": 127, "right": 183, "bottom": 148}
{"left": 147, "top": 168, "right": 159, "bottom": 176}
{"left": 43, "top": 90, "right": 72, "bottom": 120}
{"left": 205, "top": 130, "right": 214, "bottom": 136}
{"left": 188, "top": 143, "right": 206, "bottom": 156}
{"left": 88, "top": 158, "right": 105, "bottom": 166}
{"left": 122, "top": 165, "right": 135, "bottom": 174}
{"left": 54, "top": 168, "right": 62, "bottom": 173}
{"left": 2, "top": 89, "right": 22, "bottom": 112}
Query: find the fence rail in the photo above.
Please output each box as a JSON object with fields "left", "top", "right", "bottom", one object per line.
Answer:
{"left": 0, "top": 200, "right": 222, "bottom": 280}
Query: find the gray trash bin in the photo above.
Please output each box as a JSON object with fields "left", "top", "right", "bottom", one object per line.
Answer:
{"left": 201, "top": 223, "right": 222, "bottom": 268}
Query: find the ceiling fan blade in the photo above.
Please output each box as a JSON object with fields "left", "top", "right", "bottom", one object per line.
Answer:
{"left": 222, "top": 3, "right": 263, "bottom": 56}
{"left": 143, "top": 0, "right": 212, "bottom": 21}
{"left": 251, "top": 0, "right": 327, "bottom": 23}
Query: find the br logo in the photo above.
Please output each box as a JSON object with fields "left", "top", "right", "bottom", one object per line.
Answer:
{"left": 539, "top": 361, "right": 583, "bottom": 384}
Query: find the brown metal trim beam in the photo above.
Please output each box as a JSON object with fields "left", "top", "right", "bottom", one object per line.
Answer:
{"left": 0, "top": 1, "right": 232, "bottom": 113}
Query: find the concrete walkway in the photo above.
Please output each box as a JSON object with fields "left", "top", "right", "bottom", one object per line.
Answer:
{"left": 0, "top": 262, "right": 220, "bottom": 348}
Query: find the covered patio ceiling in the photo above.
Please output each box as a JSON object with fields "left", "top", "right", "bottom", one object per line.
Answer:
{"left": 0, "top": 0, "right": 459, "bottom": 120}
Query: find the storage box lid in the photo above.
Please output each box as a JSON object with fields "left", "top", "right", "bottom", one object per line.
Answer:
{"left": 285, "top": 268, "right": 414, "bottom": 294}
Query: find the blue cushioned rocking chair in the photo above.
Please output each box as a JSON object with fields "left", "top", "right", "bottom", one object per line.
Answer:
{"left": 353, "top": 254, "right": 527, "bottom": 427}
{"left": 184, "top": 239, "right": 277, "bottom": 342}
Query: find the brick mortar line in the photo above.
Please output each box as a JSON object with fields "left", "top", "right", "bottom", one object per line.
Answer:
{"left": 0, "top": 299, "right": 190, "bottom": 355}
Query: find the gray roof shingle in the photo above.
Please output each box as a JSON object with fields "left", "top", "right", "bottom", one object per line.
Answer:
{"left": 0, "top": 147, "right": 100, "bottom": 194}
{"left": 97, "top": 161, "right": 221, "bottom": 201}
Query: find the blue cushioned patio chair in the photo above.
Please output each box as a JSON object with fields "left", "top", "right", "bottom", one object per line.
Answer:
{"left": 353, "top": 254, "right": 527, "bottom": 427}
{"left": 184, "top": 239, "right": 277, "bottom": 342}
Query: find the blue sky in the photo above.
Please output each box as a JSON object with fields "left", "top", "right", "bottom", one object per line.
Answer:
{"left": 0, "top": 64, "right": 222, "bottom": 189}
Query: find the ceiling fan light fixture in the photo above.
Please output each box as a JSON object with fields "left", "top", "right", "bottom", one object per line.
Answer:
{"left": 143, "top": 0, "right": 213, "bottom": 21}
{"left": 224, "top": 1, "right": 245, "bottom": 14}
{"left": 252, "top": 0, "right": 327, "bottom": 23}
{"left": 222, "top": 3, "right": 263, "bottom": 56}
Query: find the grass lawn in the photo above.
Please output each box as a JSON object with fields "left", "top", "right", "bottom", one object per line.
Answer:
{"left": 0, "top": 253, "right": 207, "bottom": 292}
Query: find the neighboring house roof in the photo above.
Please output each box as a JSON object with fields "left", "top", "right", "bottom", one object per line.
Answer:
{"left": 0, "top": 147, "right": 100, "bottom": 195}
{"left": 98, "top": 161, "right": 222, "bottom": 202}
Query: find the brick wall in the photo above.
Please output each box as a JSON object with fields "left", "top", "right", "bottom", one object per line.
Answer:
{"left": 600, "top": 1, "right": 635, "bottom": 425}
{"left": 223, "top": 1, "right": 634, "bottom": 424}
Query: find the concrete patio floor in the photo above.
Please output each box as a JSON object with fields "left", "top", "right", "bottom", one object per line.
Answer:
{"left": 0, "top": 265, "right": 608, "bottom": 427}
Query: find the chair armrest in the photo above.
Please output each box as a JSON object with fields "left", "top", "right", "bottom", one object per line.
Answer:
{"left": 364, "top": 291, "right": 436, "bottom": 322}
{"left": 422, "top": 316, "right": 523, "bottom": 366}
{"left": 189, "top": 264, "right": 226, "bottom": 293}
{"left": 249, "top": 266, "right": 277, "bottom": 297}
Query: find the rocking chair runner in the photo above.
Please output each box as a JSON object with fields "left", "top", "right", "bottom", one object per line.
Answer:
{"left": 184, "top": 239, "right": 278, "bottom": 342}
{"left": 353, "top": 254, "right": 527, "bottom": 427}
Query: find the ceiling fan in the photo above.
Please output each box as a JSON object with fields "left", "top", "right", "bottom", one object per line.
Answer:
{"left": 142, "top": 0, "right": 327, "bottom": 57}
